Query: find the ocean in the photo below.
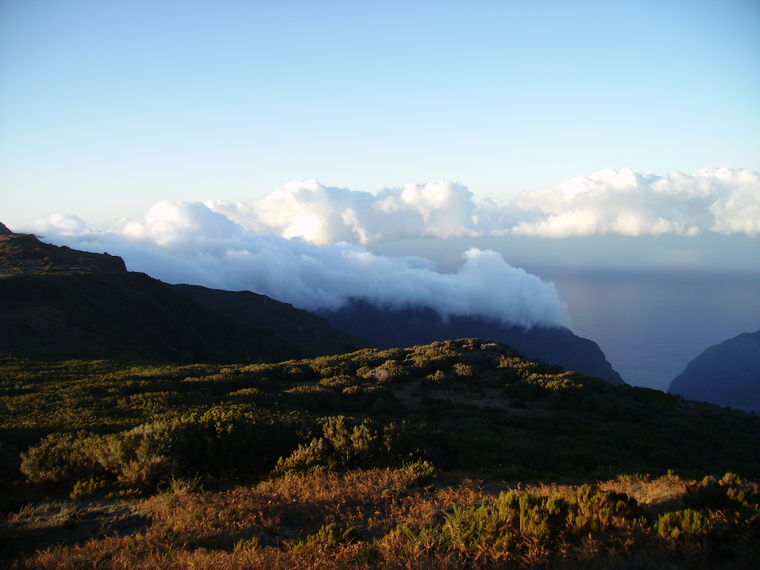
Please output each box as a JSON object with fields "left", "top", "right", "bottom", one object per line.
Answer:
{"left": 370, "top": 234, "right": 760, "bottom": 391}
{"left": 546, "top": 271, "right": 760, "bottom": 391}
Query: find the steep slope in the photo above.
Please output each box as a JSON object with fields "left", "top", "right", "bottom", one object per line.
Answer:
{"left": 0, "top": 271, "right": 309, "bottom": 362}
{"left": 174, "top": 284, "right": 365, "bottom": 356}
{"left": 319, "top": 300, "right": 624, "bottom": 384}
{"left": 669, "top": 330, "right": 760, "bottom": 412}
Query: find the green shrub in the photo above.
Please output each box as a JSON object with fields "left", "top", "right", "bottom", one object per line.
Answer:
{"left": 685, "top": 472, "right": 759, "bottom": 510}
{"left": 387, "top": 486, "right": 645, "bottom": 563}
{"left": 656, "top": 509, "right": 712, "bottom": 541}
{"left": 21, "top": 409, "right": 298, "bottom": 490}
{"left": 20, "top": 432, "right": 104, "bottom": 484}
{"left": 567, "top": 484, "right": 645, "bottom": 535}
{"left": 69, "top": 477, "right": 107, "bottom": 499}
{"left": 402, "top": 459, "right": 436, "bottom": 485}
{"left": 276, "top": 415, "right": 406, "bottom": 472}
{"left": 367, "top": 360, "right": 412, "bottom": 384}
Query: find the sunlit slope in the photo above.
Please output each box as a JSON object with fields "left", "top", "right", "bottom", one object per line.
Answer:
{"left": 3, "top": 338, "right": 759, "bottom": 490}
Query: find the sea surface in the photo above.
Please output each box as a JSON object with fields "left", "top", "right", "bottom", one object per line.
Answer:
{"left": 371, "top": 235, "right": 760, "bottom": 391}
{"left": 546, "top": 271, "right": 760, "bottom": 391}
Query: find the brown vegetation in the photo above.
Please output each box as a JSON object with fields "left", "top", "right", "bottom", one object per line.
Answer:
{"left": 4, "top": 468, "right": 758, "bottom": 568}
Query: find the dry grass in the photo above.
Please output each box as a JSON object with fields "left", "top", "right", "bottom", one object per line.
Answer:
{"left": 5, "top": 469, "right": 758, "bottom": 569}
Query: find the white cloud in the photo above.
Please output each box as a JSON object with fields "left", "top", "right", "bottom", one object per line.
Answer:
{"left": 29, "top": 205, "right": 568, "bottom": 328}
{"left": 21, "top": 166, "right": 759, "bottom": 328}
{"left": 510, "top": 167, "right": 740, "bottom": 237}
{"left": 207, "top": 179, "right": 490, "bottom": 245}
{"left": 205, "top": 168, "right": 760, "bottom": 242}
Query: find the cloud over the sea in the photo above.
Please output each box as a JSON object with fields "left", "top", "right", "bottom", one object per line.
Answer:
{"left": 30, "top": 202, "right": 568, "bottom": 328}
{"left": 206, "top": 167, "right": 760, "bottom": 244}
{"left": 25, "top": 167, "right": 759, "bottom": 327}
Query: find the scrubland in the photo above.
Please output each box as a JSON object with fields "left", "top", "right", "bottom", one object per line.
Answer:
{"left": 2, "top": 339, "right": 759, "bottom": 567}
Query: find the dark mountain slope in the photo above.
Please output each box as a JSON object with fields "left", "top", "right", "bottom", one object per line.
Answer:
{"left": 669, "top": 330, "right": 760, "bottom": 413}
{"left": 0, "top": 272, "right": 307, "bottom": 362}
{"left": 319, "top": 300, "right": 625, "bottom": 384}
{"left": 174, "top": 284, "right": 364, "bottom": 356}
{"left": 0, "top": 229, "right": 362, "bottom": 362}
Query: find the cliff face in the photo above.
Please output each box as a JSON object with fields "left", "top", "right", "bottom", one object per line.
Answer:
{"left": 318, "top": 300, "right": 625, "bottom": 384}
{"left": 669, "top": 330, "right": 760, "bottom": 413}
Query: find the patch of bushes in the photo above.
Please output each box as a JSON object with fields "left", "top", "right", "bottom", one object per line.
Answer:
{"left": 684, "top": 472, "right": 759, "bottom": 510}
{"left": 276, "top": 415, "right": 413, "bottom": 473}
{"left": 385, "top": 485, "right": 645, "bottom": 564}
{"left": 20, "top": 408, "right": 299, "bottom": 492}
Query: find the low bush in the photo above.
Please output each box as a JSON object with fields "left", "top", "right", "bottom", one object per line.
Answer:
{"left": 276, "top": 415, "right": 412, "bottom": 473}
{"left": 656, "top": 509, "right": 712, "bottom": 541}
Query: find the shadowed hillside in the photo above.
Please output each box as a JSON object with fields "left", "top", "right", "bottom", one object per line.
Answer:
{"left": 0, "top": 226, "right": 625, "bottom": 384}
{"left": 669, "top": 330, "right": 760, "bottom": 413}
{"left": 174, "top": 284, "right": 363, "bottom": 357}
{"left": 0, "top": 227, "right": 364, "bottom": 362}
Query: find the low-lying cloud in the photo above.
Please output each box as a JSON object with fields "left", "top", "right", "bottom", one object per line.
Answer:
{"left": 30, "top": 203, "right": 568, "bottom": 328}
{"left": 24, "top": 166, "right": 758, "bottom": 328}
{"left": 206, "top": 167, "right": 760, "bottom": 244}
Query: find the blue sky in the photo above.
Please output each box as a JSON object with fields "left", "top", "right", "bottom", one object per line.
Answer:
{"left": 1, "top": 0, "right": 759, "bottom": 225}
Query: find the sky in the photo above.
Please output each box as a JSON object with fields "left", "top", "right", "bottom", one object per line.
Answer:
{"left": 1, "top": 0, "right": 759, "bottom": 224}
{"left": 1, "top": 1, "right": 759, "bottom": 389}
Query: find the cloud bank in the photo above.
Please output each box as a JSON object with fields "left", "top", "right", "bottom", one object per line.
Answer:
{"left": 206, "top": 167, "right": 759, "bottom": 244}
{"left": 30, "top": 203, "right": 568, "bottom": 328}
{"left": 24, "top": 167, "right": 758, "bottom": 328}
